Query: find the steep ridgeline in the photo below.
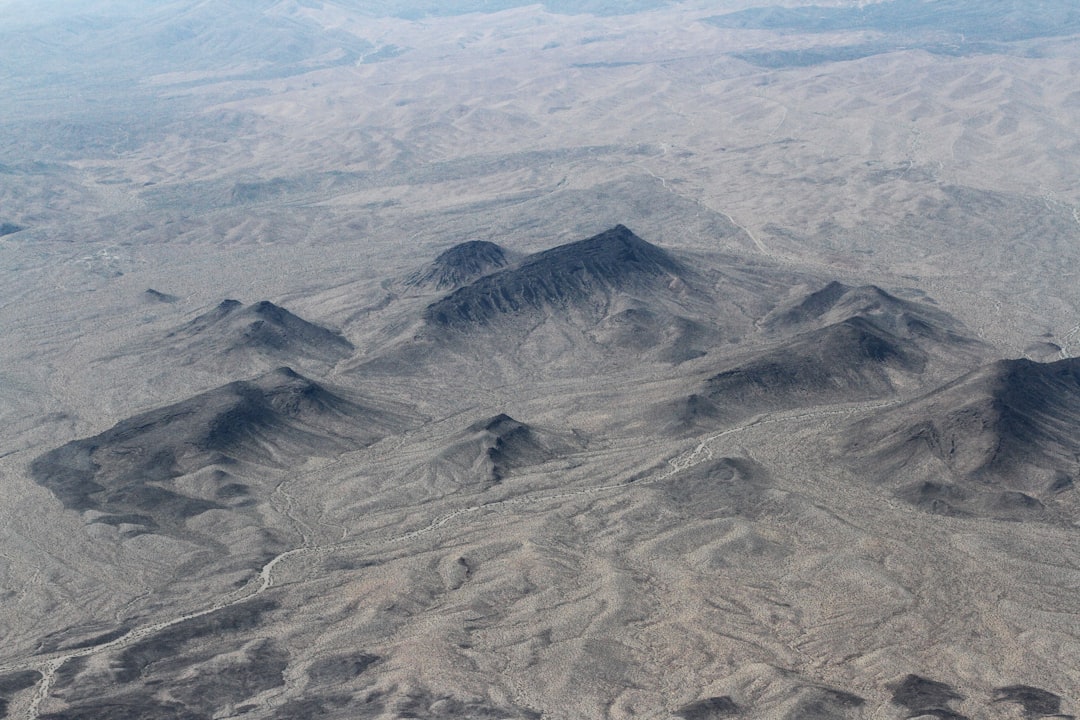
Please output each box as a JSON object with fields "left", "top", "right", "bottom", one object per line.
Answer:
{"left": 675, "top": 282, "right": 979, "bottom": 428}
{"left": 845, "top": 357, "right": 1080, "bottom": 522}
{"left": 166, "top": 299, "right": 354, "bottom": 368}
{"left": 405, "top": 240, "right": 509, "bottom": 292}
{"left": 423, "top": 225, "right": 686, "bottom": 328}
{"left": 370, "top": 225, "right": 720, "bottom": 376}
{"left": 30, "top": 367, "right": 406, "bottom": 541}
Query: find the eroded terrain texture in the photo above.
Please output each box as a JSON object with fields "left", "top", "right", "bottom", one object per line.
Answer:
{"left": 1, "top": 1, "right": 1078, "bottom": 718}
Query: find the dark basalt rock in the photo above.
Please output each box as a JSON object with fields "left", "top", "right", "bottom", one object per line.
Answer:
{"left": 764, "top": 281, "right": 968, "bottom": 345}
{"left": 168, "top": 299, "right": 353, "bottom": 365}
{"left": 993, "top": 685, "right": 1062, "bottom": 716}
{"left": 676, "top": 696, "right": 740, "bottom": 719}
{"left": 42, "top": 600, "right": 284, "bottom": 720}
{"left": 143, "top": 288, "right": 179, "bottom": 303}
{"left": 424, "top": 225, "right": 683, "bottom": 328}
{"left": 436, "top": 413, "right": 574, "bottom": 486}
{"left": 407, "top": 240, "right": 509, "bottom": 291}
{"left": 30, "top": 368, "right": 397, "bottom": 537}
{"left": 0, "top": 670, "right": 42, "bottom": 720}
{"left": 889, "top": 675, "right": 965, "bottom": 717}
{"left": 306, "top": 653, "right": 380, "bottom": 685}
{"left": 785, "top": 687, "right": 866, "bottom": 720}
{"left": 701, "top": 316, "right": 925, "bottom": 416}
{"left": 849, "top": 357, "right": 1080, "bottom": 520}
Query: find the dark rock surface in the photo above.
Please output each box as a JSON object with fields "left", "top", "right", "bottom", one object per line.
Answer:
{"left": 993, "top": 685, "right": 1063, "bottom": 716}
{"left": 676, "top": 695, "right": 740, "bottom": 719}
{"left": 0, "top": 670, "right": 42, "bottom": 720}
{"left": 846, "top": 357, "right": 1080, "bottom": 520}
{"left": 42, "top": 600, "right": 283, "bottom": 720}
{"left": 166, "top": 299, "right": 354, "bottom": 366}
{"left": 763, "top": 282, "right": 968, "bottom": 346}
{"left": 424, "top": 225, "right": 683, "bottom": 328}
{"left": 30, "top": 367, "right": 402, "bottom": 537}
{"left": 143, "top": 288, "right": 179, "bottom": 303}
{"left": 406, "top": 240, "right": 509, "bottom": 291}
{"left": 889, "top": 674, "right": 966, "bottom": 718}
{"left": 432, "top": 413, "right": 579, "bottom": 487}
{"left": 679, "top": 317, "right": 924, "bottom": 426}
{"left": 671, "top": 280, "right": 979, "bottom": 430}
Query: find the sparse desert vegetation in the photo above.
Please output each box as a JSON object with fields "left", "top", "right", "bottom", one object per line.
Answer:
{"left": 0, "top": 2, "right": 1078, "bottom": 718}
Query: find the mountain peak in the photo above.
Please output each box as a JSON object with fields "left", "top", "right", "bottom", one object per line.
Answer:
{"left": 166, "top": 299, "right": 354, "bottom": 367}
{"left": 407, "top": 240, "right": 509, "bottom": 291}
{"left": 424, "top": 226, "right": 682, "bottom": 328}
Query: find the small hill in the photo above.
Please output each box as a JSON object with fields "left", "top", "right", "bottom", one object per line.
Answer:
{"left": 143, "top": 288, "right": 179, "bottom": 304}
{"left": 429, "top": 413, "right": 580, "bottom": 488}
{"left": 711, "top": 317, "right": 925, "bottom": 403}
{"left": 167, "top": 299, "right": 354, "bottom": 367}
{"left": 762, "top": 281, "right": 968, "bottom": 345}
{"left": 405, "top": 240, "right": 509, "bottom": 291}
{"left": 676, "top": 317, "right": 927, "bottom": 427}
{"left": 672, "top": 282, "right": 981, "bottom": 430}
{"left": 844, "top": 357, "right": 1080, "bottom": 521}
{"left": 30, "top": 367, "right": 403, "bottom": 538}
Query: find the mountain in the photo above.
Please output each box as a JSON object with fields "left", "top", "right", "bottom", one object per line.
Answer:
{"left": 356, "top": 226, "right": 720, "bottom": 380}
{"left": 142, "top": 288, "right": 179, "bottom": 304}
{"left": 423, "top": 225, "right": 685, "bottom": 328}
{"left": 682, "top": 317, "right": 925, "bottom": 424}
{"left": 673, "top": 282, "right": 978, "bottom": 429}
{"left": 29, "top": 367, "right": 403, "bottom": 539}
{"left": 844, "top": 357, "right": 1080, "bottom": 521}
{"left": 761, "top": 282, "right": 969, "bottom": 347}
{"left": 430, "top": 413, "right": 579, "bottom": 488}
{"left": 705, "top": 0, "right": 1080, "bottom": 44}
{"left": 166, "top": 299, "right": 354, "bottom": 368}
{"left": 405, "top": 240, "right": 509, "bottom": 292}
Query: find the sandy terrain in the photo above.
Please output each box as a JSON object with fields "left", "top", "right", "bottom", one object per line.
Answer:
{"left": 0, "top": 1, "right": 1078, "bottom": 718}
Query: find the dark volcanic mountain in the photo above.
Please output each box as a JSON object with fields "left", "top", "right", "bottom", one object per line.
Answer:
{"left": 682, "top": 316, "right": 926, "bottom": 424}
{"left": 672, "top": 282, "right": 980, "bottom": 429}
{"left": 844, "top": 357, "right": 1080, "bottom": 521}
{"left": 423, "top": 225, "right": 685, "bottom": 328}
{"left": 762, "top": 281, "right": 969, "bottom": 346}
{"left": 168, "top": 299, "right": 354, "bottom": 367}
{"left": 406, "top": 240, "right": 509, "bottom": 291}
{"left": 30, "top": 368, "right": 403, "bottom": 538}
{"left": 358, "top": 226, "right": 720, "bottom": 379}
{"left": 142, "top": 288, "right": 179, "bottom": 304}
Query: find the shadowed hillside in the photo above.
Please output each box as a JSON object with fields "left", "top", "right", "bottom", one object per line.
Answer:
{"left": 845, "top": 357, "right": 1080, "bottom": 521}
{"left": 405, "top": 240, "right": 509, "bottom": 292}
{"left": 30, "top": 367, "right": 405, "bottom": 538}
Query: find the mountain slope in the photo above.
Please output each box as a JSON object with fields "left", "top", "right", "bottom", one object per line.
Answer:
{"left": 429, "top": 413, "right": 581, "bottom": 488}
{"left": 762, "top": 281, "right": 969, "bottom": 347}
{"left": 166, "top": 299, "right": 354, "bottom": 368}
{"left": 423, "top": 225, "right": 685, "bottom": 328}
{"left": 355, "top": 226, "right": 723, "bottom": 381}
{"left": 673, "top": 282, "right": 979, "bottom": 428}
{"left": 691, "top": 317, "right": 925, "bottom": 420}
{"left": 29, "top": 367, "right": 403, "bottom": 538}
{"left": 405, "top": 240, "right": 509, "bottom": 292}
{"left": 844, "top": 357, "right": 1080, "bottom": 520}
